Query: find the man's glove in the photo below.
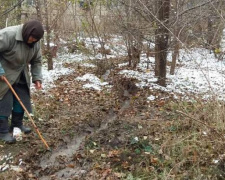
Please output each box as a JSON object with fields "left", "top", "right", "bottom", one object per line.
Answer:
{"left": 0, "top": 65, "right": 5, "bottom": 76}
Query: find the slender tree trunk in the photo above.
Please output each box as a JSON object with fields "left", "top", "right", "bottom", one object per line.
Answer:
{"left": 155, "top": 0, "right": 170, "bottom": 86}
{"left": 170, "top": 29, "right": 179, "bottom": 75}
{"left": 35, "top": 0, "right": 42, "bottom": 22}
{"left": 155, "top": 30, "right": 160, "bottom": 76}
{"left": 43, "top": 0, "right": 53, "bottom": 70}
{"left": 35, "top": 0, "right": 44, "bottom": 52}
{"left": 17, "top": 0, "right": 22, "bottom": 24}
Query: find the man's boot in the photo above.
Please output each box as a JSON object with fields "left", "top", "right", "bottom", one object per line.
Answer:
{"left": 0, "top": 117, "right": 16, "bottom": 144}
{"left": 9, "top": 111, "right": 32, "bottom": 134}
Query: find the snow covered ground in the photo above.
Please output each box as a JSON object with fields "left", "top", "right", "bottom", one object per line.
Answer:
{"left": 38, "top": 40, "right": 225, "bottom": 102}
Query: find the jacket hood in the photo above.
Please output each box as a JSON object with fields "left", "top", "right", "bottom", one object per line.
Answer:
{"left": 22, "top": 20, "right": 44, "bottom": 48}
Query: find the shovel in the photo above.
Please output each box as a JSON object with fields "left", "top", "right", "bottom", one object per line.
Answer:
{"left": 3, "top": 76, "right": 51, "bottom": 151}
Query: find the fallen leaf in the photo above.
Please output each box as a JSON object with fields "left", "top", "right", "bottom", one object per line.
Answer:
{"left": 99, "top": 168, "right": 112, "bottom": 180}
{"left": 108, "top": 150, "right": 120, "bottom": 157}
{"left": 138, "top": 124, "right": 143, "bottom": 129}
{"left": 114, "top": 172, "right": 126, "bottom": 178}
{"left": 101, "top": 154, "right": 106, "bottom": 158}
{"left": 90, "top": 149, "right": 95, "bottom": 154}
{"left": 151, "top": 157, "right": 159, "bottom": 164}
{"left": 10, "top": 166, "right": 24, "bottom": 172}
{"left": 122, "top": 161, "right": 129, "bottom": 169}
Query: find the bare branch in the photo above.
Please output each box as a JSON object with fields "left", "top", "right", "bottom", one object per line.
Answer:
{"left": 1, "top": 0, "right": 25, "bottom": 16}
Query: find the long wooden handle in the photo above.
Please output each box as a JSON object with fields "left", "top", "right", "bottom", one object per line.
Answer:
{"left": 3, "top": 76, "right": 50, "bottom": 150}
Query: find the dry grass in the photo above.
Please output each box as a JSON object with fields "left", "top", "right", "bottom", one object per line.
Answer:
{"left": 79, "top": 97, "right": 225, "bottom": 179}
{"left": 158, "top": 98, "right": 225, "bottom": 179}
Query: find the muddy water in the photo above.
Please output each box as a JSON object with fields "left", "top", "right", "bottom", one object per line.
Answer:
{"left": 38, "top": 135, "right": 86, "bottom": 179}
{"left": 40, "top": 135, "right": 86, "bottom": 167}
{"left": 37, "top": 99, "right": 131, "bottom": 179}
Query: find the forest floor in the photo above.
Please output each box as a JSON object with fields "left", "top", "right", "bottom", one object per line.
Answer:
{"left": 0, "top": 58, "right": 224, "bottom": 180}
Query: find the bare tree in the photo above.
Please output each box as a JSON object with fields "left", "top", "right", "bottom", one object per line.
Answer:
{"left": 34, "top": 0, "right": 71, "bottom": 70}
{"left": 155, "top": 0, "right": 170, "bottom": 86}
{"left": 43, "top": 0, "right": 53, "bottom": 70}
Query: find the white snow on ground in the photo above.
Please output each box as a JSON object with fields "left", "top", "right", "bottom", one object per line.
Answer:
{"left": 31, "top": 62, "right": 74, "bottom": 91}
{"left": 76, "top": 73, "right": 108, "bottom": 91}
{"left": 37, "top": 41, "right": 225, "bottom": 102}
{"left": 123, "top": 48, "right": 225, "bottom": 101}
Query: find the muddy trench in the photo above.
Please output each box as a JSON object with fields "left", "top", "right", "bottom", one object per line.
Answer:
{"left": 35, "top": 98, "right": 130, "bottom": 179}
{"left": 17, "top": 64, "right": 148, "bottom": 180}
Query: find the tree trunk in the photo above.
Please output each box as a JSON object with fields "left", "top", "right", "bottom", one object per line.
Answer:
{"left": 35, "top": 0, "right": 42, "bottom": 22}
{"left": 170, "top": 29, "right": 179, "bottom": 75}
{"left": 17, "top": 0, "right": 22, "bottom": 24}
{"left": 155, "top": 30, "right": 160, "bottom": 77}
{"left": 155, "top": 0, "right": 170, "bottom": 86}
{"left": 43, "top": 0, "right": 53, "bottom": 70}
